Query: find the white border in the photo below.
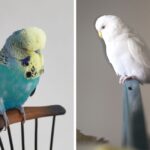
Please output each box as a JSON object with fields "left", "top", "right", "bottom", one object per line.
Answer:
{"left": 74, "top": 0, "right": 76, "bottom": 149}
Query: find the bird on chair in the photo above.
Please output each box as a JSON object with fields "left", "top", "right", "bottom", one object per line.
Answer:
{"left": 0, "top": 27, "right": 46, "bottom": 129}
{"left": 95, "top": 15, "right": 150, "bottom": 84}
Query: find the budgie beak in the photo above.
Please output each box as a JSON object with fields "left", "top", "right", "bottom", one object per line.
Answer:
{"left": 98, "top": 31, "right": 103, "bottom": 38}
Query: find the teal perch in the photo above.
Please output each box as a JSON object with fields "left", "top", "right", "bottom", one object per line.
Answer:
{"left": 123, "top": 80, "right": 149, "bottom": 150}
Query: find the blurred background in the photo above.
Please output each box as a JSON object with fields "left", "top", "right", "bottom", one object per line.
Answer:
{"left": 77, "top": 0, "right": 150, "bottom": 147}
{"left": 0, "top": 0, "right": 74, "bottom": 149}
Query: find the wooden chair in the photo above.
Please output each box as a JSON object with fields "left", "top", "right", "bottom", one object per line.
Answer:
{"left": 0, "top": 105, "right": 66, "bottom": 150}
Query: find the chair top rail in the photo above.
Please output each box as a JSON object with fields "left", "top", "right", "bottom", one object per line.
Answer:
{"left": 0, "top": 105, "right": 66, "bottom": 129}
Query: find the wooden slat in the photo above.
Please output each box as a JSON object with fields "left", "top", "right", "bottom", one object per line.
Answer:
{"left": 0, "top": 105, "right": 66, "bottom": 130}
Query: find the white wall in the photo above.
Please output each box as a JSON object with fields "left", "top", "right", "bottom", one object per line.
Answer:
{"left": 77, "top": 0, "right": 150, "bottom": 146}
{"left": 0, "top": 0, "right": 74, "bottom": 149}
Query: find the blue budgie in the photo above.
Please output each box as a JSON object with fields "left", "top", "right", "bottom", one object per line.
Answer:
{"left": 0, "top": 27, "right": 46, "bottom": 128}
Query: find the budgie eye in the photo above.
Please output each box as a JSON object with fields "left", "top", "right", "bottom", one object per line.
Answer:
{"left": 101, "top": 25, "right": 105, "bottom": 29}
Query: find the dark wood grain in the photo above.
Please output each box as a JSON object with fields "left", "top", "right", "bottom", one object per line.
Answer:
{"left": 0, "top": 105, "right": 66, "bottom": 129}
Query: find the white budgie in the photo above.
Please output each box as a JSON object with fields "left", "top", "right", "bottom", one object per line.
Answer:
{"left": 95, "top": 15, "right": 150, "bottom": 84}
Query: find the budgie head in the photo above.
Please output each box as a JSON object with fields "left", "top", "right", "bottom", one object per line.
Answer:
{"left": 4, "top": 27, "right": 46, "bottom": 58}
{"left": 3, "top": 27, "right": 46, "bottom": 79}
{"left": 95, "top": 15, "right": 129, "bottom": 41}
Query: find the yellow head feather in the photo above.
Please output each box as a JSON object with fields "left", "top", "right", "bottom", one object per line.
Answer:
{"left": 18, "top": 27, "right": 46, "bottom": 51}
{"left": 24, "top": 52, "right": 44, "bottom": 79}
{"left": 13, "top": 27, "right": 46, "bottom": 51}
{"left": 4, "top": 27, "right": 46, "bottom": 59}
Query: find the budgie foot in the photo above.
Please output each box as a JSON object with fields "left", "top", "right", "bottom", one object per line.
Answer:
{"left": 119, "top": 75, "right": 137, "bottom": 84}
{"left": 0, "top": 111, "right": 9, "bottom": 130}
{"left": 16, "top": 106, "right": 26, "bottom": 123}
{"left": 0, "top": 98, "right": 9, "bottom": 130}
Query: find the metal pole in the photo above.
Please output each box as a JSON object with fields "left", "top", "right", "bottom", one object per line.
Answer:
{"left": 122, "top": 80, "right": 149, "bottom": 150}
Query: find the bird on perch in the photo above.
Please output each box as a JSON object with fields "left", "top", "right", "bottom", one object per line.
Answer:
{"left": 95, "top": 15, "right": 150, "bottom": 84}
{"left": 0, "top": 27, "right": 46, "bottom": 128}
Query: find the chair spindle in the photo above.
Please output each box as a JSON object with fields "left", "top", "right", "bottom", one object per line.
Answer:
{"left": 21, "top": 122, "right": 25, "bottom": 150}
{"left": 7, "top": 126, "right": 14, "bottom": 150}
{"left": 35, "top": 118, "right": 38, "bottom": 150}
{"left": 50, "top": 116, "right": 56, "bottom": 150}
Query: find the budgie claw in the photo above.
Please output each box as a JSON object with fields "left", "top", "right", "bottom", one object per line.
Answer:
{"left": 17, "top": 107, "right": 26, "bottom": 123}
{"left": 119, "top": 75, "right": 137, "bottom": 84}
{"left": 0, "top": 111, "right": 9, "bottom": 130}
{"left": 0, "top": 98, "right": 9, "bottom": 130}
{"left": 3, "top": 112, "right": 9, "bottom": 130}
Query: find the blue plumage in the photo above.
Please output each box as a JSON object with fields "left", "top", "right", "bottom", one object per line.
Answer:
{"left": 0, "top": 65, "right": 39, "bottom": 111}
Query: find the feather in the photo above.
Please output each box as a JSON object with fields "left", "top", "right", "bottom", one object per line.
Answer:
{"left": 30, "top": 88, "right": 36, "bottom": 97}
{"left": 127, "top": 35, "right": 150, "bottom": 68}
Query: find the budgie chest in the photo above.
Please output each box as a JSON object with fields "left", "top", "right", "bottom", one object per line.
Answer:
{"left": 106, "top": 38, "right": 139, "bottom": 75}
{"left": 0, "top": 65, "right": 39, "bottom": 110}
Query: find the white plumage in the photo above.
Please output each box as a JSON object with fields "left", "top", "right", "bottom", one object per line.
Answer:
{"left": 95, "top": 15, "right": 150, "bottom": 84}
